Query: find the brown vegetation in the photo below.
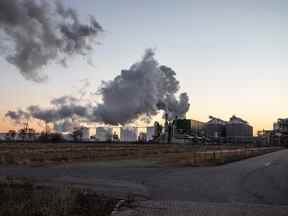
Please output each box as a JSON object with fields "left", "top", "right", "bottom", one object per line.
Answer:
{"left": 162, "top": 147, "right": 282, "bottom": 166}
{"left": 0, "top": 143, "right": 282, "bottom": 166}
{"left": 0, "top": 177, "right": 118, "bottom": 216}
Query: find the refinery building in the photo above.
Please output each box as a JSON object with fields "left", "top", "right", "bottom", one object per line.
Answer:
{"left": 205, "top": 115, "right": 253, "bottom": 143}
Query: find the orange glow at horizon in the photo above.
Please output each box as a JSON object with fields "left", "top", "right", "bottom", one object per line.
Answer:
{"left": 0, "top": 112, "right": 276, "bottom": 135}
{"left": 0, "top": 115, "right": 44, "bottom": 133}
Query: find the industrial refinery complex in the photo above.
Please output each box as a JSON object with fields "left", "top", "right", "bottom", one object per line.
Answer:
{"left": 1, "top": 114, "right": 288, "bottom": 146}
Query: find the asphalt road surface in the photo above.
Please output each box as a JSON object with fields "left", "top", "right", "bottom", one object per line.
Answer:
{"left": 0, "top": 149, "right": 288, "bottom": 205}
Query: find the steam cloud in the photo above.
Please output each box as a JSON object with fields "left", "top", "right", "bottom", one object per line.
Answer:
{"left": 6, "top": 50, "right": 190, "bottom": 128}
{"left": 5, "top": 110, "right": 30, "bottom": 124}
{"left": 93, "top": 49, "right": 190, "bottom": 124}
{"left": 54, "top": 119, "right": 81, "bottom": 132}
{"left": 0, "top": 0, "right": 103, "bottom": 81}
{"left": 6, "top": 96, "right": 90, "bottom": 123}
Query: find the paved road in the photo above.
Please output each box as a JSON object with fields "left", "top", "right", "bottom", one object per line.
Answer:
{"left": 0, "top": 149, "right": 288, "bottom": 205}
{"left": 113, "top": 201, "right": 288, "bottom": 216}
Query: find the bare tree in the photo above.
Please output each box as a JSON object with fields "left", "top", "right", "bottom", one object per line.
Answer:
{"left": 5, "top": 130, "right": 16, "bottom": 141}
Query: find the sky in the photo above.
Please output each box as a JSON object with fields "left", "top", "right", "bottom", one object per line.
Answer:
{"left": 1, "top": 0, "right": 288, "bottom": 133}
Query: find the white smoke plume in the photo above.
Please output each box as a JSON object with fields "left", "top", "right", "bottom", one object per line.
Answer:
{"left": 6, "top": 50, "right": 190, "bottom": 126}
{"left": 5, "top": 110, "right": 30, "bottom": 124}
{"left": 0, "top": 0, "right": 103, "bottom": 81}
{"left": 54, "top": 119, "right": 81, "bottom": 132}
{"left": 93, "top": 49, "right": 190, "bottom": 124}
{"left": 6, "top": 96, "right": 90, "bottom": 124}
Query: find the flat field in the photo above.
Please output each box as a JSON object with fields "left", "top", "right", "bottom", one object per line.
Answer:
{"left": 0, "top": 142, "right": 282, "bottom": 167}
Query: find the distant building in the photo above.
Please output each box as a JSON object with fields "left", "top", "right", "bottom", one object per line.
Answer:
{"left": 0, "top": 133, "right": 6, "bottom": 141}
{"left": 191, "top": 119, "right": 205, "bottom": 136}
{"left": 205, "top": 116, "right": 227, "bottom": 138}
{"left": 257, "top": 130, "right": 274, "bottom": 146}
{"left": 204, "top": 115, "right": 253, "bottom": 144}
{"left": 173, "top": 119, "right": 191, "bottom": 135}
{"left": 146, "top": 127, "right": 155, "bottom": 141}
{"left": 62, "top": 132, "right": 73, "bottom": 141}
{"left": 262, "top": 118, "right": 288, "bottom": 146}
{"left": 168, "top": 118, "right": 206, "bottom": 144}
{"left": 96, "top": 127, "right": 113, "bottom": 142}
{"left": 225, "top": 115, "right": 253, "bottom": 138}
{"left": 80, "top": 127, "right": 90, "bottom": 141}
{"left": 274, "top": 118, "right": 288, "bottom": 133}
{"left": 120, "top": 127, "right": 138, "bottom": 142}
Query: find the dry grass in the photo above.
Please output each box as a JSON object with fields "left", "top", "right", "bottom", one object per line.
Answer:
{"left": 0, "top": 142, "right": 282, "bottom": 166}
{"left": 161, "top": 147, "right": 282, "bottom": 167}
{"left": 0, "top": 177, "right": 119, "bottom": 216}
{"left": 0, "top": 143, "right": 197, "bottom": 165}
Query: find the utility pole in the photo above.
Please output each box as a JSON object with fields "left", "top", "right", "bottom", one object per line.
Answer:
{"left": 23, "top": 120, "right": 29, "bottom": 141}
{"left": 45, "top": 122, "right": 49, "bottom": 136}
{"left": 24, "top": 120, "right": 29, "bottom": 133}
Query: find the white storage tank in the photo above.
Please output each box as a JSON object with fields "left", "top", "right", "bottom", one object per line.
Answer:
{"left": 0, "top": 133, "right": 6, "bottom": 141}
{"left": 80, "top": 127, "right": 91, "bottom": 141}
{"left": 62, "top": 132, "right": 74, "bottom": 141}
{"left": 120, "top": 127, "right": 138, "bottom": 142}
{"left": 96, "top": 127, "right": 112, "bottom": 142}
{"left": 146, "top": 127, "right": 155, "bottom": 141}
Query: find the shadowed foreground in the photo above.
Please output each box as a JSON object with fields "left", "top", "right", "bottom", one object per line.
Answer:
{"left": 0, "top": 149, "right": 288, "bottom": 215}
{"left": 0, "top": 178, "right": 118, "bottom": 216}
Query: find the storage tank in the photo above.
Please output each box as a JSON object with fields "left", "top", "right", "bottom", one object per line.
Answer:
{"left": 96, "top": 127, "right": 113, "bottom": 142}
{"left": 62, "top": 132, "right": 74, "bottom": 141}
{"left": 120, "top": 127, "right": 138, "bottom": 142}
{"left": 225, "top": 116, "right": 253, "bottom": 138}
{"left": 0, "top": 133, "right": 6, "bottom": 141}
{"left": 146, "top": 127, "right": 155, "bottom": 141}
{"left": 80, "top": 127, "right": 90, "bottom": 141}
{"left": 205, "top": 116, "right": 226, "bottom": 138}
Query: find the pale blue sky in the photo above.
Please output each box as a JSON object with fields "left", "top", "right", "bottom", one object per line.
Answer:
{"left": 1, "top": 0, "right": 288, "bottom": 131}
